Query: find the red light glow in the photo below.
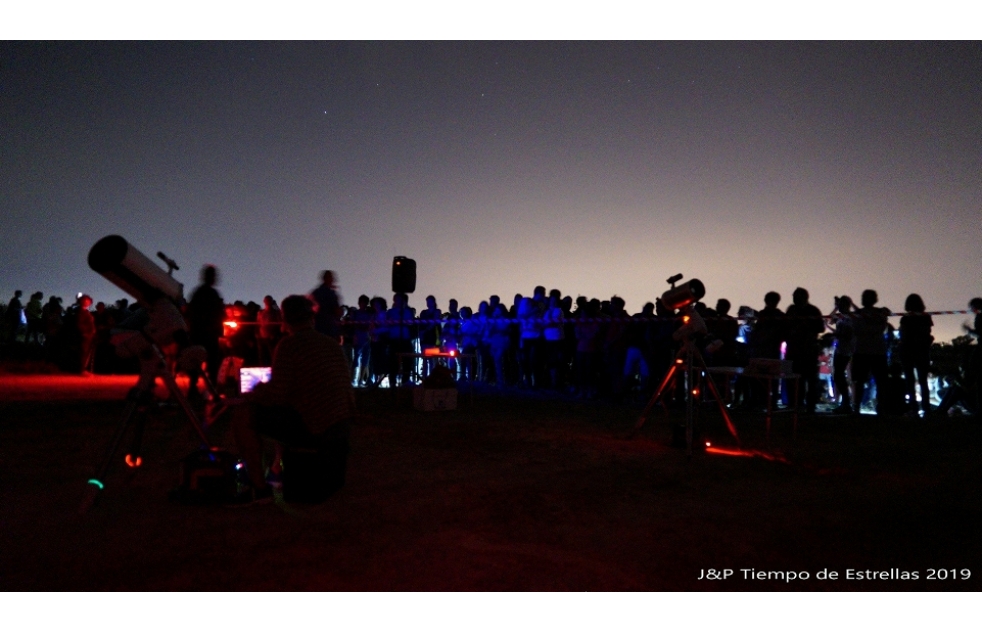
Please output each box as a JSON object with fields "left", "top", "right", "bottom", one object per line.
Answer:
{"left": 224, "top": 321, "right": 238, "bottom": 329}
{"left": 0, "top": 374, "right": 194, "bottom": 403}
{"left": 124, "top": 454, "right": 143, "bottom": 468}
{"left": 705, "top": 446, "right": 754, "bottom": 458}
{"left": 705, "top": 446, "right": 791, "bottom": 464}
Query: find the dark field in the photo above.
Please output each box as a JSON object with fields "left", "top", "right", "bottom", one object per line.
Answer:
{"left": 1, "top": 383, "right": 980, "bottom": 591}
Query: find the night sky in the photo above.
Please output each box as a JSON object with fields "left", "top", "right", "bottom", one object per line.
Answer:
{"left": 2, "top": 41, "right": 980, "bottom": 341}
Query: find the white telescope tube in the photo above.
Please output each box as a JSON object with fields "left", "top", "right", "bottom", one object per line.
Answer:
{"left": 88, "top": 235, "right": 184, "bottom": 305}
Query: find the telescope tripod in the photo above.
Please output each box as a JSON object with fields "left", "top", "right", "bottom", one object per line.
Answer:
{"left": 79, "top": 337, "right": 213, "bottom": 514}
{"left": 632, "top": 339, "right": 739, "bottom": 455}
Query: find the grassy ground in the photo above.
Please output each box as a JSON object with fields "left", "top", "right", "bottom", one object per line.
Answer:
{"left": 1, "top": 386, "right": 979, "bottom": 591}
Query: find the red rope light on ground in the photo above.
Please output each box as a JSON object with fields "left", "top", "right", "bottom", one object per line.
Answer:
{"left": 705, "top": 445, "right": 791, "bottom": 464}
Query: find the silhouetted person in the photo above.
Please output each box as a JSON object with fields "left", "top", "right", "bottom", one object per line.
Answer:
{"left": 706, "top": 299, "right": 739, "bottom": 402}
{"left": 187, "top": 265, "right": 225, "bottom": 397}
{"left": 418, "top": 295, "right": 442, "bottom": 351}
{"left": 257, "top": 295, "right": 283, "bottom": 366}
{"left": 311, "top": 270, "right": 342, "bottom": 341}
{"left": 235, "top": 301, "right": 261, "bottom": 365}
{"left": 707, "top": 298, "right": 739, "bottom": 367}
{"left": 459, "top": 306, "right": 481, "bottom": 382}
{"left": 232, "top": 295, "right": 355, "bottom": 503}
{"left": 649, "top": 298, "right": 678, "bottom": 394}
{"left": 486, "top": 304, "right": 511, "bottom": 387}
{"left": 962, "top": 297, "right": 982, "bottom": 413}
{"left": 531, "top": 286, "right": 550, "bottom": 385}
{"left": 4, "top": 290, "right": 24, "bottom": 345}
{"left": 507, "top": 292, "right": 532, "bottom": 384}
{"left": 936, "top": 374, "right": 977, "bottom": 418}
{"left": 543, "top": 295, "right": 566, "bottom": 389}
{"left": 25, "top": 292, "right": 44, "bottom": 345}
{"left": 749, "top": 292, "right": 786, "bottom": 405}
{"left": 74, "top": 294, "right": 96, "bottom": 374}
{"left": 386, "top": 293, "right": 415, "bottom": 386}
{"left": 442, "top": 299, "right": 460, "bottom": 347}
{"left": 829, "top": 295, "right": 856, "bottom": 414}
{"left": 347, "top": 295, "right": 372, "bottom": 386}
{"left": 92, "top": 300, "right": 116, "bottom": 374}
{"left": 899, "top": 293, "right": 933, "bottom": 417}
{"left": 604, "top": 296, "right": 629, "bottom": 399}
{"left": 575, "top": 299, "right": 603, "bottom": 399}
{"left": 785, "top": 287, "right": 825, "bottom": 413}
{"left": 369, "top": 297, "right": 389, "bottom": 385}
{"left": 851, "top": 289, "right": 890, "bottom": 415}
{"left": 437, "top": 299, "right": 460, "bottom": 378}
{"left": 965, "top": 298, "right": 982, "bottom": 341}
{"left": 42, "top": 296, "right": 64, "bottom": 360}
{"left": 749, "top": 292, "right": 786, "bottom": 360}
{"left": 624, "top": 302, "right": 654, "bottom": 397}
{"left": 517, "top": 295, "right": 543, "bottom": 387}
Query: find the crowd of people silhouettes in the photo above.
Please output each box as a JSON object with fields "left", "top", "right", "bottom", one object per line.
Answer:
{"left": 3, "top": 271, "right": 981, "bottom": 419}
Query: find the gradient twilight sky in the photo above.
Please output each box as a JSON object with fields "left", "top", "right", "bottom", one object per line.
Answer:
{"left": 2, "top": 41, "right": 980, "bottom": 340}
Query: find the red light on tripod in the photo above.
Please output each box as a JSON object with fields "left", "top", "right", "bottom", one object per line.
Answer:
{"left": 124, "top": 454, "right": 143, "bottom": 468}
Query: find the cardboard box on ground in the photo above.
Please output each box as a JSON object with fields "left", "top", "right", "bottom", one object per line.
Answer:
{"left": 413, "top": 364, "right": 458, "bottom": 411}
{"left": 414, "top": 387, "right": 457, "bottom": 411}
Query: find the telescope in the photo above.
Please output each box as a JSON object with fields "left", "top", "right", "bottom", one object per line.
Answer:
{"left": 660, "top": 275, "right": 705, "bottom": 312}
{"left": 89, "top": 235, "right": 184, "bottom": 306}
{"left": 81, "top": 236, "right": 215, "bottom": 513}
{"left": 634, "top": 274, "right": 739, "bottom": 456}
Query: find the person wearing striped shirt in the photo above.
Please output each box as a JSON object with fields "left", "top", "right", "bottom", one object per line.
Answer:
{"left": 233, "top": 295, "right": 355, "bottom": 501}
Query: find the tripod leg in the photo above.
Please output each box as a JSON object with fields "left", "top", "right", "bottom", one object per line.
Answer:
{"left": 79, "top": 389, "right": 144, "bottom": 514}
{"left": 766, "top": 380, "right": 773, "bottom": 441}
{"left": 632, "top": 361, "right": 679, "bottom": 435}
{"left": 702, "top": 368, "right": 741, "bottom": 443}
{"left": 200, "top": 370, "right": 222, "bottom": 402}
{"left": 159, "top": 366, "right": 211, "bottom": 447}
{"left": 146, "top": 339, "right": 211, "bottom": 446}
{"left": 685, "top": 364, "right": 694, "bottom": 456}
{"left": 691, "top": 351, "right": 740, "bottom": 445}
{"left": 125, "top": 412, "right": 148, "bottom": 471}
{"left": 205, "top": 400, "right": 231, "bottom": 427}
{"left": 792, "top": 376, "right": 800, "bottom": 443}
{"left": 198, "top": 370, "right": 231, "bottom": 426}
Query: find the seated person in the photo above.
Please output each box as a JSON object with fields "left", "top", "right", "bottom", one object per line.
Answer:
{"left": 232, "top": 294, "right": 356, "bottom": 502}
